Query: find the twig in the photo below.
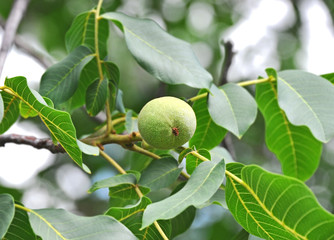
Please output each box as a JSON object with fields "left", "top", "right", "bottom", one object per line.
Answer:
{"left": 0, "top": 0, "right": 31, "bottom": 75}
{"left": 0, "top": 18, "right": 53, "bottom": 68}
{"left": 0, "top": 134, "right": 65, "bottom": 153}
{"left": 218, "top": 40, "right": 235, "bottom": 86}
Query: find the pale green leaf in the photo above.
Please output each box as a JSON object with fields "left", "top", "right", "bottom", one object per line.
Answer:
{"left": 0, "top": 91, "right": 20, "bottom": 134}
{"left": 85, "top": 77, "right": 108, "bottom": 116}
{"left": 88, "top": 173, "right": 137, "bottom": 193}
{"left": 0, "top": 194, "right": 15, "bottom": 238}
{"left": 106, "top": 196, "right": 171, "bottom": 240}
{"left": 65, "top": 10, "right": 109, "bottom": 58}
{"left": 101, "top": 12, "right": 212, "bottom": 89}
{"left": 226, "top": 163, "right": 334, "bottom": 240}
{"left": 29, "top": 208, "right": 137, "bottom": 240}
{"left": 278, "top": 70, "right": 334, "bottom": 142}
{"left": 256, "top": 78, "right": 322, "bottom": 181}
{"left": 208, "top": 84, "right": 257, "bottom": 138}
{"left": 139, "top": 156, "right": 182, "bottom": 191}
{"left": 189, "top": 89, "right": 226, "bottom": 150}
{"left": 19, "top": 89, "right": 48, "bottom": 118}
{"left": 5, "top": 77, "right": 84, "bottom": 171}
{"left": 142, "top": 159, "right": 225, "bottom": 228}
{"left": 40, "top": 45, "right": 94, "bottom": 105}
{"left": 76, "top": 140, "right": 99, "bottom": 156}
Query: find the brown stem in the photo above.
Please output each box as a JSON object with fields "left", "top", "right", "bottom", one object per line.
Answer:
{"left": 0, "top": 0, "right": 31, "bottom": 75}
{"left": 0, "top": 134, "right": 65, "bottom": 153}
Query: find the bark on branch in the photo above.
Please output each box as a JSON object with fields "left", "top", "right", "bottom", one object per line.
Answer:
{"left": 0, "top": 134, "right": 65, "bottom": 153}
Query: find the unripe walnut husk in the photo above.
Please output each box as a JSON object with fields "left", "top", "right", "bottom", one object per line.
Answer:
{"left": 138, "top": 96, "right": 196, "bottom": 150}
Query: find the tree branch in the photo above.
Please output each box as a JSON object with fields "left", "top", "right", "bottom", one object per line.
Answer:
{"left": 0, "top": 0, "right": 31, "bottom": 76}
{"left": 218, "top": 40, "right": 235, "bottom": 86}
{"left": 0, "top": 134, "right": 65, "bottom": 153}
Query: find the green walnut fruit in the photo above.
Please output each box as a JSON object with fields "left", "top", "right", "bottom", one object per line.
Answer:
{"left": 138, "top": 96, "right": 196, "bottom": 150}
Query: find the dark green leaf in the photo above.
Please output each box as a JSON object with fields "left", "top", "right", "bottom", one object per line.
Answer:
{"left": 5, "top": 77, "right": 85, "bottom": 171}
{"left": 186, "top": 149, "right": 211, "bottom": 175}
{"left": 106, "top": 196, "right": 171, "bottom": 240}
{"left": 170, "top": 206, "right": 196, "bottom": 239}
{"left": 142, "top": 159, "right": 225, "bottom": 228}
{"left": 86, "top": 77, "right": 108, "bottom": 116}
{"left": 208, "top": 84, "right": 257, "bottom": 138}
{"left": 226, "top": 163, "right": 334, "bottom": 240}
{"left": 178, "top": 147, "right": 193, "bottom": 164}
{"left": 189, "top": 89, "right": 226, "bottom": 150}
{"left": 65, "top": 10, "right": 109, "bottom": 58}
{"left": 139, "top": 157, "right": 182, "bottom": 191}
{"left": 0, "top": 194, "right": 15, "bottom": 238}
{"left": 103, "top": 61, "right": 120, "bottom": 112}
{"left": 29, "top": 208, "right": 137, "bottom": 240}
{"left": 63, "top": 58, "right": 99, "bottom": 111}
{"left": 321, "top": 72, "right": 334, "bottom": 84}
{"left": 40, "top": 45, "right": 94, "bottom": 105}
{"left": 101, "top": 12, "right": 212, "bottom": 89}
{"left": 0, "top": 91, "right": 20, "bottom": 134}
{"left": 4, "top": 202, "right": 37, "bottom": 240}
{"left": 256, "top": 78, "right": 322, "bottom": 181}
{"left": 278, "top": 70, "right": 334, "bottom": 142}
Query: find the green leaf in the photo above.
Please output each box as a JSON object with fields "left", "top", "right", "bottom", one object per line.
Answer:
{"left": 125, "top": 110, "right": 138, "bottom": 133}
{"left": 225, "top": 163, "right": 334, "bottom": 240}
{"left": 0, "top": 194, "right": 15, "bottom": 238}
{"left": 85, "top": 77, "right": 108, "bottom": 116}
{"left": 4, "top": 203, "right": 37, "bottom": 240}
{"left": 106, "top": 196, "right": 171, "bottom": 240}
{"left": 278, "top": 70, "right": 334, "bottom": 142}
{"left": 139, "top": 156, "right": 182, "bottom": 191}
{"left": 5, "top": 77, "right": 84, "bottom": 171}
{"left": 256, "top": 78, "right": 322, "bottom": 181}
{"left": 101, "top": 12, "right": 212, "bottom": 89}
{"left": 39, "top": 45, "right": 94, "bottom": 105}
{"left": 142, "top": 159, "right": 225, "bottom": 228}
{"left": 321, "top": 72, "right": 334, "bottom": 84}
{"left": 170, "top": 206, "right": 196, "bottom": 239}
{"left": 19, "top": 90, "right": 50, "bottom": 118}
{"left": 178, "top": 147, "right": 193, "bottom": 164}
{"left": 63, "top": 58, "right": 99, "bottom": 111}
{"left": 104, "top": 61, "right": 120, "bottom": 112}
{"left": 208, "top": 84, "right": 257, "bottom": 138}
{"left": 0, "top": 91, "right": 20, "bottom": 134}
{"left": 109, "top": 184, "right": 150, "bottom": 200}
{"left": 186, "top": 149, "right": 211, "bottom": 175}
{"left": 65, "top": 10, "right": 109, "bottom": 58}
{"left": 196, "top": 188, "right": 226, "bottom": 209}
{"left": 88, "top": 173, "right": 138, "bottom": 193}
{"left": 29, "top": 208, "right": 137, "bottom": 240}
{"left": 189, "top": 89, "right": 226, "bottom": 150}
{"left": 76, "top": 140, "right": 99, "bottom": 156}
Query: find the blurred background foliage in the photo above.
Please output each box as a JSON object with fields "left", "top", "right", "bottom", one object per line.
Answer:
{"left": 1, "top": 0, "right": 334, "bottom": 239}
